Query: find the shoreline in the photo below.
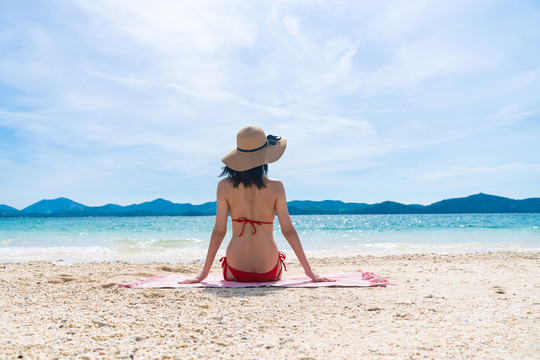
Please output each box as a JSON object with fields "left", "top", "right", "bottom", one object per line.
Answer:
{"left": 1, "top": 251, "right": 539, "bottom": 359}
{"left": 2, "top": 248, "right": 540, "bottom": 265}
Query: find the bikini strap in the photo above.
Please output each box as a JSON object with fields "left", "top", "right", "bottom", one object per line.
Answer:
{"left": 220, "top": 256, "right": 227, "bottom": 269}
{"left": 232, "top": 217, "right": 273, "bottom": 236}
{"left": 278, "top": 251, "right": 287, "bottom": 272}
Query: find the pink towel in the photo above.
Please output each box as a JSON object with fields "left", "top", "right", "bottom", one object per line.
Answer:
{"left": 119, "top": 271, "right": 390, "bottom": 288}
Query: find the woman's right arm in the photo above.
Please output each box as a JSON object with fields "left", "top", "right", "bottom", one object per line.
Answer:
{"left": 179, "top": 181, "right": 229, "bottom": 283}
{"left": 275, "top": 181, "right": 334, "bottom": 282}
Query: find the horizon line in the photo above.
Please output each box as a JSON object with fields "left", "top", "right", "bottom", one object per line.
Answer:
{"left": 2, "top": 192, "right": 540, "bottom": 211}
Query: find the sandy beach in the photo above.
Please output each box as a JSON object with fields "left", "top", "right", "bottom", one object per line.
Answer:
{"left": 1, "top": 251, "right": 538, "bottom": 359}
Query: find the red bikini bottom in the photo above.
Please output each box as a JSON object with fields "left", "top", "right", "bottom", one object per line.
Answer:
{"left": 220, "top": 251, "right": 287, "bottom": 282}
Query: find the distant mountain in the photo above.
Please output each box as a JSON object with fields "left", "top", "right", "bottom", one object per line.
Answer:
{"left": 89, "top": 203, "right": 125, "bottom": 214}
{"left": 0, "top": 204, "right": 19, "bottom": 215}
{"left": 356, "top": 201, "right": 425, "bottom": 214}
{"left": 1, "top": 193, "right": 539, "bottom": 217}
{"left": 7, "top": 197, "right": 217, "bottom": 217}
{"left": 288, "top": 200, "right": 368, "bottom": 215}
{"left": 517, "top": 198, "right": 540, "bottom": 211}
{"left": 117, "top": 198, "right": 217, "bottom": 215}
{"left": 22, "top": 198, "right": 88, "bottom": 214}
{"left": 425, "top": 193, "right": 539, "bottom": 213}
{"left": 122, "top": 198, "right": 191, "bottom": 214}
{"left": 291, "top": 194, "right": 540, "bottom": 214}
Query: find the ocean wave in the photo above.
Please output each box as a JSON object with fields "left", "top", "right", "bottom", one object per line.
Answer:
{"left": 0, "top": 245, "right": 218, "bottom": 263}
{"left": 1, "top": 214, "right": 538, "bottom": 262}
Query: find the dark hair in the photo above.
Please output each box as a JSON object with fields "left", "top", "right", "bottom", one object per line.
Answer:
{"left": 219, "top": 165, "right": 268, "bottom": 189}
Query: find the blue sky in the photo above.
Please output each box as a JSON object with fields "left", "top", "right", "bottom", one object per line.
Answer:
{"left": 1, "top": 0, "right": 539, "bottom": 209}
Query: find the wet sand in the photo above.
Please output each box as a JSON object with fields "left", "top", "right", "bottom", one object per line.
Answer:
{"left": 1, "top": 251, "right": 539, "bottom": 359}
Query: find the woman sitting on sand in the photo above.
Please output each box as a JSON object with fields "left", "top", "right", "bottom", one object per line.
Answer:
{"left": 181, "top": 126, "right": 333, "bottom": 283}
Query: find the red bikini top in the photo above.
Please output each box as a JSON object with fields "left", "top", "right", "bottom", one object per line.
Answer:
{"left": 232, "top": 217, "right": 274, "bottom": 236}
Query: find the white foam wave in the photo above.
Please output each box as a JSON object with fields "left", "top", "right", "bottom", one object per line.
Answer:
{"left": 0, "top": 246, "right": 217, "bottom": 263}
{"left": 2, "top": 241, "right": 538, "bottom": 263}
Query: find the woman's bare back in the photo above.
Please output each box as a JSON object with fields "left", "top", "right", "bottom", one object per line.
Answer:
{"left": 221, "top": 177, "right": 283, "bottom": 273}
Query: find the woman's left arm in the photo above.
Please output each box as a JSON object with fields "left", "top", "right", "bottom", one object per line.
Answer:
{"left": 275, "top": 181, "right": 335, "bottom": 282}
{"left": 179, "top": 181, "right": 229, "bottom": 283}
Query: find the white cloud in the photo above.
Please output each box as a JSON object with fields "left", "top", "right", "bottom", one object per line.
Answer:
{"left": 417, "top": 163, "right": 524, "bottom": 181}
{"left": 282, "top": 15, "right": 317, "bottom": 55}
{"left": 75, "top": 0, "right": 256, "bottom": 54}
{"left": 71, "top": 0, "right": 257, "bottom": 102}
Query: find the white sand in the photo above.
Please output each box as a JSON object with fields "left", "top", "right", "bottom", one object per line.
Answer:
{"left": 1, "top": 251, "right": 539, "bottom": 359}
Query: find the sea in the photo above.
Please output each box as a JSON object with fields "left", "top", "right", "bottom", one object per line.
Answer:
{"left": 0, "top": 214, "right": 538, "bottom": 263}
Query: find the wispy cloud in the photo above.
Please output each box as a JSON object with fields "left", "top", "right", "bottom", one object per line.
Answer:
{"left": 416, "top": 163, "right": 524, "bottom": 182}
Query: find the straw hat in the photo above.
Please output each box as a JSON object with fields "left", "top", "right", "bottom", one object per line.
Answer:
{"left": 222, "top": 126, "right": 287, "bottom": 171}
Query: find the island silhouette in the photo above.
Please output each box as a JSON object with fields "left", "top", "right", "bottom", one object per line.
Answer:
{"left": 1, "top": 193, "right": 539, "bottom": 217}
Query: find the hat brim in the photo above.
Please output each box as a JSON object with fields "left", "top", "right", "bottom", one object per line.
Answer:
{"left": 221, "top": 138, "right": 287, "bottom": 171}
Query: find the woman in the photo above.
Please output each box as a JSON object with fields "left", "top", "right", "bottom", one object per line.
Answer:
{"left": 181, "top": 126, "right": 333, "bottom": 283}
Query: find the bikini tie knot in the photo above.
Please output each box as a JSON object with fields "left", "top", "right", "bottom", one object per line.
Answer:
{"left": 232, "top": 217, "right": 273, "bottom": 236}
{"left": 233, "top": 217, "right": 262, "bottom": 236}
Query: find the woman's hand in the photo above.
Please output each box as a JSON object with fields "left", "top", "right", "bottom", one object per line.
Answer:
{"left": 178, "top": 272, "right": 207, "bottom": 284}
{"left": 306, "top": 270, "right": 336, "bottom": 282}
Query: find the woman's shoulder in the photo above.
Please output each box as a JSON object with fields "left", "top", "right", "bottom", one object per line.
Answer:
{"left": 264, "top": 176, "right": 282, "bottom": 184}
{"left": 264, "top": 177, "right": 285, "bottom": 190}
{"left": 217, "top": 178, "right": 233, "bottom": 191}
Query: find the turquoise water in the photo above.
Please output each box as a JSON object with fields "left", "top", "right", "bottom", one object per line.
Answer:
{"left": 0, "top": 214, "right": 538, "bottom": 262}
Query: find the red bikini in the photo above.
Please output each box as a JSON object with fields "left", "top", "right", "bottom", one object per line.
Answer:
{"left": 220, "top": 217, "right": 287, "bottom": 282}
{"left": 220, "top": 251, "right": 287, "bottom": 282}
